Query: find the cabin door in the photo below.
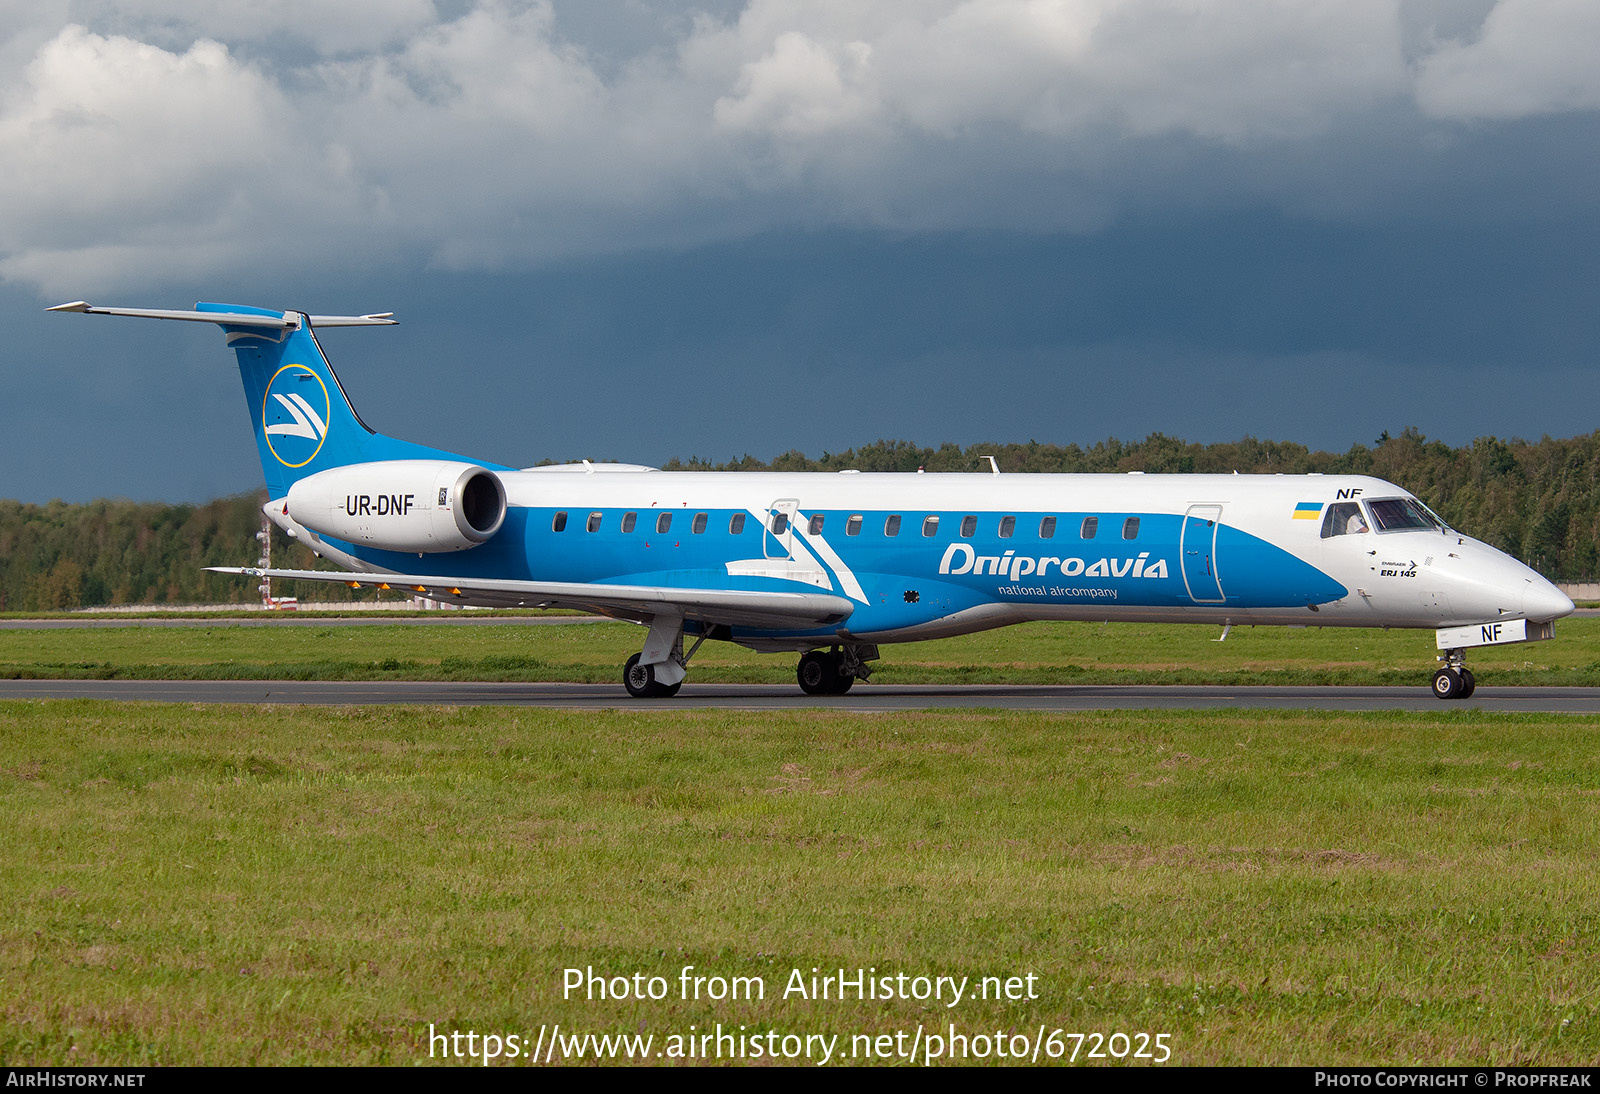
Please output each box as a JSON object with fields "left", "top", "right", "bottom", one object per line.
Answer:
{"left": 1180, "top": 504, "right": 1226, "bottom": 604}
{"left": 765, "top": 498, "right": 799, "bottom": 560}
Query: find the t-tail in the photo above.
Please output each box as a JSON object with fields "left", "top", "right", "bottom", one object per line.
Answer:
{"left": 48, "top": 301, "right": 495, "bottom": 497}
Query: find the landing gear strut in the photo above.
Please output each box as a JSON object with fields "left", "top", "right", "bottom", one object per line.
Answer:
{"left": 797, "top": 645, "right": 873, "bottom": 696}
{"left": 1432, "top": 648, "right": 1476, "bottom": 700}
{"left": 622, "top": 613, "right": 703, "bottom": 698}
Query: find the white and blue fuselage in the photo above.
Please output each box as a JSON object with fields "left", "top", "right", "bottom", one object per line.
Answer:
{"left": 320, "top": 468, "right": 1566, "bottom": 645}
{"left": 50, "top": 301, "right": 1573, "bottom": 699}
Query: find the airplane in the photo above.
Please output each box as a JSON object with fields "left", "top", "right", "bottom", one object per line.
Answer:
{"left": 50, "top": 300, "right": 1574, "bottom": 700}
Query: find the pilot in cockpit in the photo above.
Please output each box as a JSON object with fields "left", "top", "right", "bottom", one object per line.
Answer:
{"left": 1322, "top": 501, "right": 1368, "bottom": 537}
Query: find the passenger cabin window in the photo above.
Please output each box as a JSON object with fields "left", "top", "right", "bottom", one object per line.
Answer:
{"left": 771, "top": 512, "right": 788, "bottom": 535}
{"left": 999, "top": 515, "right": 1016, "bottom": 538}
{"left": 922, "top": 515, "right": 940, "bottom": 537}
{"left": 729, "top": 513, "right": 745, "bottom": 535}
{"left": 885, "top": 514, "right": 902, "bottom": 537}
{"left": 586, "top": 512, "right": 602, "bottom": 533}
{"left": 960, "top": 515, "right": 977, "bottom": 538}
{"left": 1039, "top": 516, "right": 1057, "bottom": 539}
{"left": 692, "top": 512, "right": 707, "bottom": 534}
{"left": 552, "top": 511, "right": 568, "bottom": 532}
{"left": 1122, "top": 517, "right": 1140, "bottom": 540}
{"left": 656, "top": 512, "right": 671, "bottom": 534}
{"left": 1080, "top": 516, "right": 1098, "bottom": 539}
{"left": 621, "top": 512, "right": 637, "bottom": 533}
{"left": 846, "top": 515, "right": 863, "bottom": 536}
{"left": 1321, "top": 502, "right": 1368, "bottom": 538}
{"left": 809, "top": 514, "right": 825, "bottom": 535}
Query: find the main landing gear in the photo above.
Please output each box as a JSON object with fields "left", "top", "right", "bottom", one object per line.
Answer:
{"left": 622, "top": 613, "right": 699, "bottom": 698}
{"left": 624, "top": 652, "right": 682, "bottom": 698}
{"left": 797, "top": 646, "right": 873, "bottom": 696}
{"left": 1432, "top": 648, "right": 1477, "bottom": 700}
{"left": 622, "top": 619, "right": 876, "bottom": 698}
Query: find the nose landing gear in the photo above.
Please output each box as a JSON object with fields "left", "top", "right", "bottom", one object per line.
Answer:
{"left": 1432, "top": 649, "right": 1476, "bottom": 700}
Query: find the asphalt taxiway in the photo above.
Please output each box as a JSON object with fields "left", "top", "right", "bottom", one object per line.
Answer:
{"left": 4, "top": 679, "right": 1599, "bottom": 712}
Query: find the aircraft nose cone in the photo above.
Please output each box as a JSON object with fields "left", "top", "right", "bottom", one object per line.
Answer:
{"left": 1523, "top": 578, "right": 1574, "bottom": 621}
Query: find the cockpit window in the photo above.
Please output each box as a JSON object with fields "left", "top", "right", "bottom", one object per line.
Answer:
{"left": 1368, "top": 497, "right": 1443, "bottom": 533}
{"left": 1321, "top": 502, "right": 1368, "bottom": 538}
{"left": 1415, "top": 499, "right": 1453, "bottom": 533}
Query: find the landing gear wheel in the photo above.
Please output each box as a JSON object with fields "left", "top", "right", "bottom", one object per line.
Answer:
{"left": 624, "top": 653, "right": 675, "bottom": 698}
{"left": 1432, "top": 667, "right": 1465, "bottom": 700}
{"left": 1459, "top": 669, "right": 1476, "bottom": 699}
{"left": 827, "top": 650, "right": 855, "bottom": 694}
{"left": 797, "top": 651, "right": 839, "bottom": 696}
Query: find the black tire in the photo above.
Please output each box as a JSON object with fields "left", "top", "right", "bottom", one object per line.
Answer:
{"left": 624, "top": 653, "right": 662, "bottom": 698}
{"left": 827, "top": 651, "right": 855, "bottom": 694}
{"left": 797, "top": 651, "right": 838, "bottom": 696}
{"left": 1432, "top": 667, "right": 1464, "bottom": 700}
{"left": 1459, "top": 669, "right": 1476, "bottom": 699}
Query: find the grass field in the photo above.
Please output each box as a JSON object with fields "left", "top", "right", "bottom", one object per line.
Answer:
{"left": 3, "top": 700, "right": 1599, "bottom": 1065}
{"left": 2, "top": 617, "right": 1598, "bottom": 687}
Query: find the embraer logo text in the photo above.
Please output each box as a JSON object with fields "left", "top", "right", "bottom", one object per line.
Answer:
{"left": 939, "top": 543, "right": 1169, "bottom": 582}
{"left": 346, "top": 494, "right": 416, "bottom": 517}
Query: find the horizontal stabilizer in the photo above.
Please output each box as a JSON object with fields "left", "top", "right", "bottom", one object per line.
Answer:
{"left": 209, "top": 567, "right": 855, "bottom": 630}
{"left": 48, "top": 302, "right": 396, "bottom": 327}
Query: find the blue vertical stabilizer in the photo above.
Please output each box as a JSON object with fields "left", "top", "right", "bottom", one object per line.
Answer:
{"left": 191, "top": 303, "right": 499, "bottom": 497}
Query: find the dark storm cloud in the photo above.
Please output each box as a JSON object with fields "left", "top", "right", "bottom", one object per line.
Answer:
{"left": 0, "top": 2, "right": 1596, "bottom": 501}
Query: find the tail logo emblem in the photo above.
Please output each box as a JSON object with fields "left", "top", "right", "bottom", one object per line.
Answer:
{"left": 262, "top": 364, "right": 331, "bottom": 468}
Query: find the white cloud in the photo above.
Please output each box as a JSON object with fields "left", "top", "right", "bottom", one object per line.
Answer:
{"left": 700, "top": 1, "right": 1407, "bottom": 142}
{"left": 1414, "top": 0, "right": 1600, "bottom": 119}
{"left": 714, "top": 32, "right": 877, "bottom": 138}
{"left": 0, "top": 0, "right": 1592, "bottom": 295}
{"left": 61, "top": 0, "right": 442, "bottom": 56}
{"left": 0, "top": 24, "right": 381, "bottom": 290}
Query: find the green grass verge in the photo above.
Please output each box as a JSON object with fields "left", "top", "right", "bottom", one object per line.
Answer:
{"left": 3, "top": 618, "right": 1598, "bottom": 686}
{"left": 2, "top": 702, "right": 1598, "bottom": 1065}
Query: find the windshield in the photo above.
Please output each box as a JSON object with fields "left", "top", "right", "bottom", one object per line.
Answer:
{"left": 1414, "top": 499, "right": 1454, "bottom": 533}
{"left": 1367, "top": 497, "right": 1444, "bottom": 533}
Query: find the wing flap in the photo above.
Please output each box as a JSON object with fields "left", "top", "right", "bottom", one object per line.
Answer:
{"left": 208, "top": 567, "right": 854, "bottom": 630}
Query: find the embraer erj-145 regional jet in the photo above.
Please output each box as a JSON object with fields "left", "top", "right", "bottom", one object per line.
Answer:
{"left": 52, "top": 301, "right": 1574, "bottom": 700}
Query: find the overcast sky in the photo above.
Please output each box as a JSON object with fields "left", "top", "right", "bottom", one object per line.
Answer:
{"left": 4, "top": 0, "right": 1599, "bottom": 502}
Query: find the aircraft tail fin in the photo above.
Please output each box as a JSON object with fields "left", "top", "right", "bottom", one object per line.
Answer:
{"left": 48, "top": 301, "right": 491, "bottom": 497}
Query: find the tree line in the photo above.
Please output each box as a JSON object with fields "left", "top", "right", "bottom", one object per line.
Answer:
{"left": 0, "top": 494, "right": 374, "bottom": 611}
{"left": 664, "top": 429, "right": 1600, "bottom": 580}
{"left": 3, "top": 429, "right": 1597, "bottom": 609}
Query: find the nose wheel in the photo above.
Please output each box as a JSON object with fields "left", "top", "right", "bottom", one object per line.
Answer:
{"left": 1432, "top": 651, "right": 1476, "bottom": 700}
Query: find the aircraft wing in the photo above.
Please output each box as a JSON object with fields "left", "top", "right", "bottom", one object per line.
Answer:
{"left": 208, "top": 567, "right": 855, "bottom": 630}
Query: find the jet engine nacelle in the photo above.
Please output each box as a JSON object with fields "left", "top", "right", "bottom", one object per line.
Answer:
{"left": 285, "top": 460, "right": 506, "bottom": 553}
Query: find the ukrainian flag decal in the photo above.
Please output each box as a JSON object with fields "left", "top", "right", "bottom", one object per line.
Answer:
{"left": 1292, "top": 502, "right": 1323, "bottom": 520}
